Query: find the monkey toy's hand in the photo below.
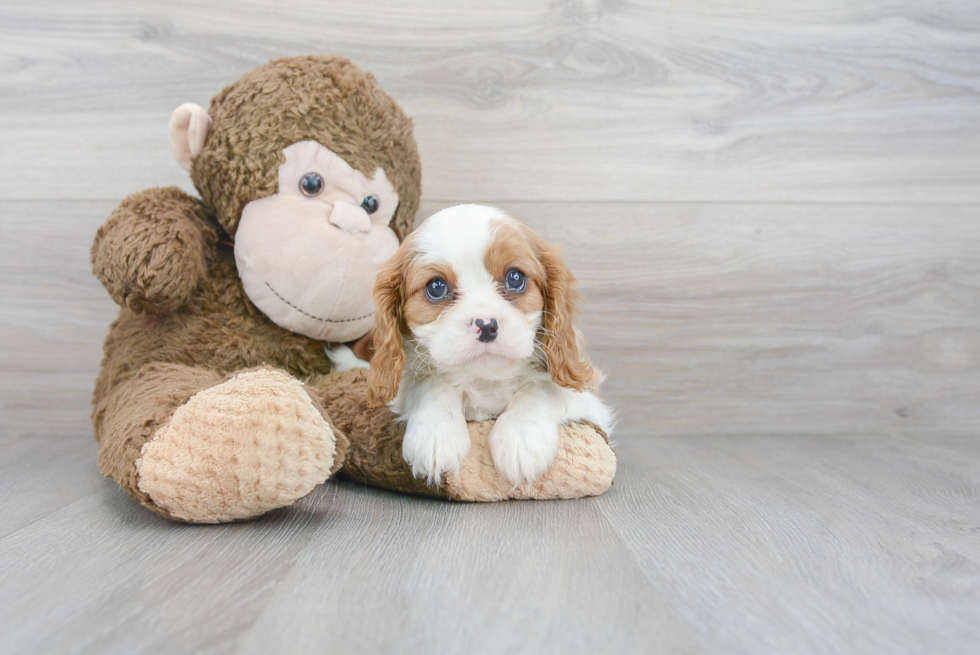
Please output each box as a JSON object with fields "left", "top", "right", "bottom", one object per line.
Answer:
{"left": 91, "top": 186, "right": 217, "bottom": 314}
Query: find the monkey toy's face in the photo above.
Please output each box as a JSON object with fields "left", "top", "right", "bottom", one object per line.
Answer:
{"left": 233, "top": 140, "right": 400, "bottom": 342}
{"left": 168, "top": 55, "right": 422, "bottom": 348}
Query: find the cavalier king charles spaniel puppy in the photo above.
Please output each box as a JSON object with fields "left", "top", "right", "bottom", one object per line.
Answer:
{"left": 367, "top": 204, "right": 613, "bottom": 486}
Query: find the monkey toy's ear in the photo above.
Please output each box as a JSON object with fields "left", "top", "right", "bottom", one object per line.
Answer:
{"left": 168, "top": 103, "right": 213, "bottom": 171}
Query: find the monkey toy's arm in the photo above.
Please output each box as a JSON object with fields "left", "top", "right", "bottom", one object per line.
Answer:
{"left": 91, "top": 186, "right": 217, "bottom": 314}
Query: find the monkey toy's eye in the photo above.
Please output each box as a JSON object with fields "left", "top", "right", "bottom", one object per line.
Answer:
{"left": 299, "top": 172, "right": 324, "bottom": 197}
{"left": 361, "top": 195, "right": 379, "bottom": 214}
{"left": 424, "top": 278, "right": 450, "bottom": 302}
{"left": 504, "top": 269, "right": 527, "bottom": 294}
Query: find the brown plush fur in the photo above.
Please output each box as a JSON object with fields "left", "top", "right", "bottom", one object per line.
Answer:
{"left": 314, "top": 369, "right": 450, "bottom": 499}
{"left": 91, "top": 55, "right": 614, "bottom": 522}
{"left": 92, "top": 56, "right": 419, "bottom": 518}
{"left": 95, "top": 363, "right": 223, "bottom": 518}
{"left": 92, "top": 187, "right": 217, "bottom": 315}
{"left": 192, "top": 55, "right": 421, "bottom": 240}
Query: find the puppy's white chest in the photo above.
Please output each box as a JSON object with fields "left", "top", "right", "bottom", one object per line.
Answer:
{"left": 460, "top": 378, "right": 523, "bottom": 422}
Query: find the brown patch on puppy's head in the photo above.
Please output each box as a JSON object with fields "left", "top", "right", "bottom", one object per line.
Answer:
{"left": 401, "top": 262, "right": 459, "bottom": 329}
{"left": 483, "top": 220, "right": 546, "bottom": 316}
{"left": 191, "top": 55, "right": 422, "bottom": 240}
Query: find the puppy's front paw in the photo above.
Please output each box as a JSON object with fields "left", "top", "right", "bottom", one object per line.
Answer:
{"left": 402, "top": 412, "right": 471, "bottom": 486}
{"left": 488, "top": 412, "right": 560, "bottom": 486}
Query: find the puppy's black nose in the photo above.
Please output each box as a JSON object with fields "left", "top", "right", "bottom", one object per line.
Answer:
{"left": 475, "top": 318, "right": 498, "bottom": 342}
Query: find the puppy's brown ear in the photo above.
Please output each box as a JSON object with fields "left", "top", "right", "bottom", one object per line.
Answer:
{"left": 531, "top": 232, "right": 595, "bottom": 392}
{"left": 367, "top": 246, "right": 410, "bottom": 407}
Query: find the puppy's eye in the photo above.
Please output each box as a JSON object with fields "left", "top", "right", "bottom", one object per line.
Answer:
{"left": 504, "top": 269, "right": 527, "bottom": 294}
{"left": 425, "top": 278, "right": 450, "bottom": 302}
{"left": 299, "top": 172, "right": 324, "bottom": 197}
{"left": 361, "top": 195, "right": 379, "bottom": 214}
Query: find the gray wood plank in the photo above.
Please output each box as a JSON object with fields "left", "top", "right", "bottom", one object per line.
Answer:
{"left": 1, "top": 436, "right": 976, "bottom": 654}
{"left": 235, "top": 481, "right": 702, "bottom": 655}
{"left": 1, "top": 0, "right": 978, "bottom": 203}
{"left": 0, "top": 436, "right": 101, "bottom": 539}
{"left": 595, "top": 435, "right": 980, "bottom": 655}
{"left": 4, "top": 199, "right": 979, "bottom": 440}
{"left": 0, "top": 472, "right": 339, "bottom": 655}
{"left": 0, "top": 200, "right": 117, "bottom": 440}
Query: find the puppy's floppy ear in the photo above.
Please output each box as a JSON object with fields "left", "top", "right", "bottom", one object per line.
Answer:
{"left": 367, "top": 244, "right": 410, "bottom": 407}
{"left": 530, "top": 230, "right": 595, "bottom": 392}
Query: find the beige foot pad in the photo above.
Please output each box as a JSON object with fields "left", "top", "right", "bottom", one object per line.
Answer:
{"left": 137, "top": 369, "right": 337, "bottom": 523}
{"left": 444, "top": 422, "right": 616, "bottom": 502}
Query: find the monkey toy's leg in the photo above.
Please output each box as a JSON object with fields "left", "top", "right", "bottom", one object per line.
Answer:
{"left": 311, "top": 369, "right": 616, "bottom": 502}
{"left": 93, "top": 363, "right": 347, "bottom": 523}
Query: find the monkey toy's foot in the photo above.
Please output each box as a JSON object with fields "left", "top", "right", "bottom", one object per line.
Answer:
{"left": 443, "top": 421, "right": 617, "bottom": 501}
{"left": 135, "top": 369, "right": 341, "bottom": 523}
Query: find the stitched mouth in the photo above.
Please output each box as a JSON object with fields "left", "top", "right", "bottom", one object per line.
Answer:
{"left": 265, "top": 282, "right": 374, "bottom": 324}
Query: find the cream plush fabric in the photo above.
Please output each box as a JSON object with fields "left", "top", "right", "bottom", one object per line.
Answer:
{"left": 137, "top": 369, "right": 338, "bottom": 523}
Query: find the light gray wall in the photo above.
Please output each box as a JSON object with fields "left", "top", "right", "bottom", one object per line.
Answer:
{"left": 2, "top": 0, "right": 978, "bottom": 438}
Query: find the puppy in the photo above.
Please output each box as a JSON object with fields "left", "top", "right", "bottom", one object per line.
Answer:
{"left": 367, "top": 204, "right": 614, "bottom": 486}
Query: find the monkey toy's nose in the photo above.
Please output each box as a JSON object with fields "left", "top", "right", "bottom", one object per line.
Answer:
{"left": 475, "top": 318, "right": 498, "bottom": 342}
{"left": 329, "top": 200, "right": 372, "bottom": 233}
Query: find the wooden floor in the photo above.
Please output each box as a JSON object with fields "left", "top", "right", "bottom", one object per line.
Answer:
{"left": 2, "top": 1, "right": 979, "bottom": 653}
{"left": 1, "top": 434, "right": 977, "bottom": 654}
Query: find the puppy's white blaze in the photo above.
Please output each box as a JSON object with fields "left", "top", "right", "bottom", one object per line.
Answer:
{"left": 414, "top": 204, "right": 509, "bottom": 271}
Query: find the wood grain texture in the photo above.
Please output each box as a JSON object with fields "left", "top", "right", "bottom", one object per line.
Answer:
{"left": 235, "top": 478, "right": 702, "bottom": 655}
{"left": 1, "top": 0, "right": 978, "bottom": 202}
{"left": 2, "top": 1, "right": 979, "bottom": 653}
{"left": 0, "top": 436, "right": 977, "bottom": 654}
{"left": 0, "top": 476, "right": 341, "bottom": 654}
{"left": 0, "top": 201, "right": 116, "bottom": 441}
{"left": 597, "top": 435, "right": 980, "bottom": 655}
{"left": 6, "top": 199, "right": 976, "bottom": 440}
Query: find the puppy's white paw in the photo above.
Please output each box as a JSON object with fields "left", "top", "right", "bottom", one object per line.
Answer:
{"left": 488, "top": 411, "right": 560, "bottom": 486}
{"left": 402, "top": 412, "right": 471, "bottom": 486}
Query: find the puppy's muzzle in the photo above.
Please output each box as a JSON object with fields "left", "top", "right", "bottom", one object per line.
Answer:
{"left": 475, "top": 318, "right": 498, "bottom": 342}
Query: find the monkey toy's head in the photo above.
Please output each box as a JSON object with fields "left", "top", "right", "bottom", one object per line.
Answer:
{"left": 168, "top": 55, "right": 421, "bottom": 343}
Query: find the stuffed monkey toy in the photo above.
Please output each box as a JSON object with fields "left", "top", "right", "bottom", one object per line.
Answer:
{"left": 90, "top": 55, "right": 616, "bottom": 523}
